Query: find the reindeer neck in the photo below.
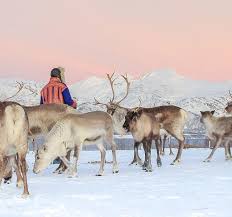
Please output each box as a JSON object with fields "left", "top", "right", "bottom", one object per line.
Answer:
{"left": 203, "top": 116, "right": 217, "bottom": 132}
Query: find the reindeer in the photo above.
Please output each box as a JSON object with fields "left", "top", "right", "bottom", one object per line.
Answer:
{"left": 0, "top": 101, "right": 29, "bottom": 196}
{"left": 33, "top": 111, "right": 119, "bottom": 177}
{"left": 123, "top": 106, "right": 188, "bottom": 168}
{"left": 1, "top": 82, "right": 79, "bottom": 182}
{"left": 225, "top": 91, "right": 232, "bottom": 114}
{"left": 123, "top": 109, "right": 162, "bottom": 171}
{"left": 95, "top": 73, "right": 188, "bottom": 166}
{"left": 94, "top": 73, "right": 141, "bottom": 164}
{"left": 200, "top": 111, "right": 232, "bottom": 162}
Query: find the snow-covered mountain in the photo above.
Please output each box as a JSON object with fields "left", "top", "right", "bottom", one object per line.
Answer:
{"left": 0, "top": 79, "right": 44, "bottom": 105}
{"left": 70, "top": 70, "right": 231, "bottom": 115}
{"left": 0, "top": 71, "right": 231, "bottom": 132}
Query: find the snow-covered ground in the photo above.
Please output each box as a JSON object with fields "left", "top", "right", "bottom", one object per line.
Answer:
{"left": 0, "top": 149, "right": 231, "bottom": 217}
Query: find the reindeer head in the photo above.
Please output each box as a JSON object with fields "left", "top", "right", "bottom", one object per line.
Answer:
{"left": 94, "top": 73, "right": 131, "bottom": 135}
{"left": 225, "top": 91, "right": 232, "bottom": 114}
{"left": 123, "top": 108, "right": 143, "bottom": 132}
{"left": 200, "top": 111, "right": 215, "bottom": 123}
{"left": 33, "top": 145, "right": 56, "bottom": 174}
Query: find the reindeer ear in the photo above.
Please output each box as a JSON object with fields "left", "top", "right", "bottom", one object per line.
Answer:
{"left": 137, "top": 109, "right": 142, "bottom": 118}
{"left": 211, "top": 110, "right": 215, "bottom": 115}
{"left": 200, "top": 111, "right": 204, "bottom": 115}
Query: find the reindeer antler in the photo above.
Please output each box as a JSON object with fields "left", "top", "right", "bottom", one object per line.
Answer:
{"left": 24, "top": 85, "right": 39, "bottom": 96}
{"left": 93, "top": 72, "right": 131, "bottom": 108}
{"left": 3, "top": 81, "right": 25, "bottom": 101}
{"left": 115, "top": 74, "right": 130, "bottom": 105}
{"left": 94, "top": 97, "right": 109, "bottom": 107}
{"left": 106, "top": 72, "right": 117, "bottom": 103}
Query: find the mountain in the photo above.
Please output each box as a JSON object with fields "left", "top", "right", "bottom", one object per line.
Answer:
{"left": 70, "top": 70, "right": 231, "bottom": 115}
{"left": 0, "top": 79, "right": 44, "bottom": 105}
{"left": 0, "top": 71, "right": 231, "bottom": 133}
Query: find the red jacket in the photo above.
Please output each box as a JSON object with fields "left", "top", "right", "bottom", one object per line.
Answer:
{"left": 40, "top": 77, "right": 77, "bottom": 108}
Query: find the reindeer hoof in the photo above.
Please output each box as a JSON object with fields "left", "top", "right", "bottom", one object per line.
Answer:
{"left": 68, "top": 173, "right": 77, "bottom": 178}
{"left": 157, "top": 162, "right": 162, "bottom": 167}
{"left": 169, "top": 152, "right": 174, "bottom": 156}
{"left": 170, "top": 159, "right": 180, "bottom": 165}
{"left": 21, "top": 193, "right": 30, "bottom": 199}
{"left": 203, "top": 159, "right": 211, "bottom": 163}
{"left": 129, "top": 160, "right": 136, "bottom": 165}
{"left": 145, "top": 168, "right": 153, "bottom": 172}
{"left": 225, "top": 157, "right": 232, "bottom": 161}
{"left": 4, "top": 177, "right": 12, "bottom": 184}
{"left": 113, "top": 167, "right": 119, "bottom": 173}
{"left": 96, "top": 173, "right": 103, "bottom": 176}
{"left": 142, "top": 165, "right": 147, "bottom": 170}
{"left": 16, "top": 180, "right": 23, "bottom": 188}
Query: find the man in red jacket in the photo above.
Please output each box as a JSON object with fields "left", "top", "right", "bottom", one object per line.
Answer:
{"left": 40, "top": 67, "right": 77, "bottom": 108}
{"left": 40, "top": 67, "right": 77, "bottom": 164}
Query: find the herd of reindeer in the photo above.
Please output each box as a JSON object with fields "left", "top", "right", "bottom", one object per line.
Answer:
{"left": 0, "top": 73, "right": 232, "bottom": 197}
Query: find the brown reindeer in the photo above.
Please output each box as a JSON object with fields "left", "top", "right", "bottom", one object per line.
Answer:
{"left": 95, "top": 73, "right": 188, "bottom": 166}
{"left": 0, "top": 101, "right": 29, "bottom": 196}
{"left": 123, "top": 109, "right": 162, "bottom": 171}
{"left": 123, "top": 106, "right": 188, "bottom": 168}
{"left": 200, "top": 111, "right": 232, "bottom": 162}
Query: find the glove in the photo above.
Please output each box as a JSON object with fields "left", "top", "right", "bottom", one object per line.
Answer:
{"left": 72, "top": 99, "right": 77, "bottom": 109}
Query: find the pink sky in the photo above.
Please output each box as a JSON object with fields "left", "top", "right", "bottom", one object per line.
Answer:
{"left": 0, "top": 0, "right": 231, "bottom": 84}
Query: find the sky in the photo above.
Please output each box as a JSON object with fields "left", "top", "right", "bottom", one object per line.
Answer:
{"left": 0, "top": 0, "right": 231, "bottom": 84}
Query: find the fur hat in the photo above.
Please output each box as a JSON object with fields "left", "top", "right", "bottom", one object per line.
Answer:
{"left": 57, "top": 67, "right": 66, "bottom": 83}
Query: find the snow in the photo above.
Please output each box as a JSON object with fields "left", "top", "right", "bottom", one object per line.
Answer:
{"left": 1, "top": 149, "right": 231, "bottom": 217}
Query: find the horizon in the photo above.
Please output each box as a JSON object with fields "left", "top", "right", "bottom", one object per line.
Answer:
{"left": 1, "top": 70, "right": 232, "bottom": 85}
{"left": 0, "top": 0, "right": 231, "bottom": 84}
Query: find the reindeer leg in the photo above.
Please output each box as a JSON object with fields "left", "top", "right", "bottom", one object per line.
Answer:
{"left": 171, "top": 139, "right": 184, "bottom": 165}
{"left": 169, "top": 141, "right": 174, "bottom": 156}
{"left": 60, "top": 156, "right": 73, "bottom": 172}
{"left": 155, "top": 138, "right": 162, "bottom": 167}
{"left": 158, "top": 138, "right": 163, "bottom": 156}
{"left": 161, "top": 136, "right": 166, "bottom": 155}
{"left": 224, "top": 140, "right": 232, "bottom": 160}
{"left": 229, "top": 142, "right": 232, "bottom": 159}
{"left": 18, "top": 153, "right": 29, "bottom": 197}
{"left": 53, "top": 150, "right": 70, "bottom": 174}
{"left": 130, "top": 142, "right": 143, "bottom": 166}
{"left": 145, "top": 139, "right": 153, "bottom": 172}
{"left": 142, "top": 141, "right": 149, "bottom": 170}
{"left": 96, "top": 143, "right": 106, "bottom": 176}
{"left": 66, "top": 147, "right": 79, "bottom": 178}
{"left": 4, "top": 170, "right": 12, "bottom": 184}
{"left": 3, "top": 158, "right": 12, "bottom": 184}
{"left": 10, "top": 155, "right": 23, "bottom": 188}
{"left": 204, "top": 136, "right": 222, "bottom": 162}
{"left": 110, "top": 140, "right": 119, "bottom": 174}
{"left": 0, "top": 155, "right": 7, "bottom": 186}
{"left": 32, "top": 139, "right": 37, "bottom": 153}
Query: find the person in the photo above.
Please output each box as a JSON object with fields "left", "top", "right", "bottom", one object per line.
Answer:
{"left": 40, "top": 67, "right": 77, "bottom": 164}
{"left": 40, "top": 67, "right": 77, "bottom": 109}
